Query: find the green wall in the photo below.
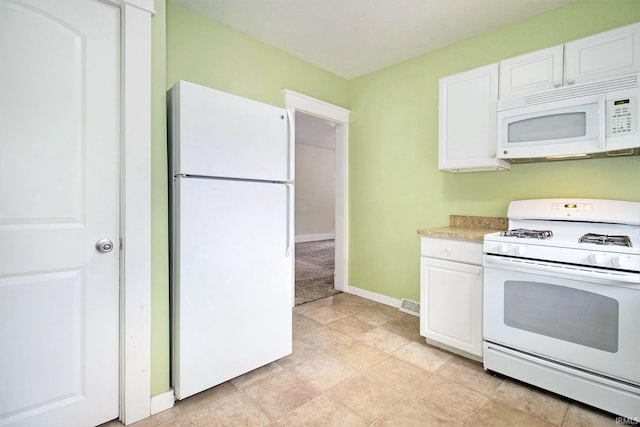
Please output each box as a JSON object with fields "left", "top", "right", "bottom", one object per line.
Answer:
{"left": 348, "top": 0, "right": 640, "bottom": 302}
{"left": 151, "top": 0, "right": 169, "bottom": 396}
{"left": 166, "top": 2, "right": 349, "bottom": 108}
{"left": 151, "top": 0, "right": 640, "bottom": 395}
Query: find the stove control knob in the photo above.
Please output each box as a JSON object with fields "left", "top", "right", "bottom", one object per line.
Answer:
{"left": 514, "top": 246, "right": 526, "bottom": 256}
{"left": 498, "top": 244, "right": 510, "bottom": 254}
{"left": 612, "top": 255, "right": 632, "bottom": 269}
{"left": 589, "top": 252, "right": 606, "bottom": 265}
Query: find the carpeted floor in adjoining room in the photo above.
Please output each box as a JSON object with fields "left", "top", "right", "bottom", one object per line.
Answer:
{"left": 295, "top": 239, "right": 341, "bottom": 305}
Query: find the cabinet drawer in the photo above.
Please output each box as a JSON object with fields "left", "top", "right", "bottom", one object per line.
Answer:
{"left": 421, "top": 237, "right": 482, "bottom": 265}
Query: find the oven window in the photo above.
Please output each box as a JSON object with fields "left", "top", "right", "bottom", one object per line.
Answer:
{"left": 507, "top": 112, "right": 587, "bottom": 143}
{"left": 504, "top": 281, "right": 618, "bottom": 352}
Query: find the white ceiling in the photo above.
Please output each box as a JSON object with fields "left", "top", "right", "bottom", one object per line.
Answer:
{"left": 171, "top": 0, "right": 576, "bottom": 79}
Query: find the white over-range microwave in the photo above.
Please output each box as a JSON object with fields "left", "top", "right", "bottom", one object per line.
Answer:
{"left": 497, "top": 73, "right": 640, "bottom": 162}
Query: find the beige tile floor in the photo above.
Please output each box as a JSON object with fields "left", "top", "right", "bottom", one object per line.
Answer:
{"left": 104, "top": 293, "right": 621, "bottom": 427}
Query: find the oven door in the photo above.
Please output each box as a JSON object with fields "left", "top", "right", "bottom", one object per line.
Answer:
{"left": 483, "top": 254, "right": 640, "bottom": 385}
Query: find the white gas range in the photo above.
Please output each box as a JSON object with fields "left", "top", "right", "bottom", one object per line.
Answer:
{"left": 484, "top": 198, "right": 640, "bottom": 278}
{"left": 482, "top": 198, "right": 640, "bottom": 419}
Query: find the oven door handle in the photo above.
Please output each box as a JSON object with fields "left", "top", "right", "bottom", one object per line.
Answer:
{"left": 483, "top": 255, "right": 640, "bottom": 285}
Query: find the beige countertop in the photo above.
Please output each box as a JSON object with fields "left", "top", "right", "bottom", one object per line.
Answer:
{"left": 417, "top": 215, "right": 507, "bottom": 243}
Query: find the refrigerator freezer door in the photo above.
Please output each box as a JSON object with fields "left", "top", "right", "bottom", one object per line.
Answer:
{"left": 172, "top": 177, "right": 293, "bottom": 400}
{"left": 170, "top": 81, "right": 292, "bottom": 182}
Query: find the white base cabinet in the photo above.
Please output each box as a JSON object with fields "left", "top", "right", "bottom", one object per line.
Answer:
{"left": 420, "top": 237, "right": 483, "bottom": 359}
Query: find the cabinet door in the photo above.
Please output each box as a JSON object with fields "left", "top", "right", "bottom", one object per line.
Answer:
{"left": 565, "top": 22, "right": 640, "bottom": 85}
{"left": 438, "top": 63, "right": 510, "bottom": 172}
{"left": 420, "top": 257, "right": 483, "bottom": 357}
{"left": 499, "top": 45, "right": 564, "bottom": 99}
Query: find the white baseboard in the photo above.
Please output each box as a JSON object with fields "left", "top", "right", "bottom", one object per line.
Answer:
{"left": 295, "top": 233, "right": 335, "bottom": 243}
{"left": 346, "top": 285, "right": 401, "bottom": 308}
{"left": 150, "top": 389, "right": 174, "bottom": 415}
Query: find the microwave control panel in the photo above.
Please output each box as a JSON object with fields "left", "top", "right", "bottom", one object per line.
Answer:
{"left": 607, "top": 97, "right": 636, "bottom": 137}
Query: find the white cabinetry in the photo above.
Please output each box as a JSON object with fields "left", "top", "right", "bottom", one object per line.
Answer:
{"left": 420, "top": 237, "right": 483, "bottom": 360}
{"left": 565, "top": 22, "right": 640, "bottom": 85}
{"left": 438, "top": 63, "right": 510, "bottom": 172}
{"left": 499, "top": 22, "right": 640, "bottom": 99}
{"left": 438, "top": 22, "right": 640, "bottom": 171}
{"left": 499, "top": 45, "right": 564, "bottom": 98}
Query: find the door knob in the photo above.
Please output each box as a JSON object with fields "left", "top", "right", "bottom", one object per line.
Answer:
{"left": 96, "top": 238, "right": 114, "bottom": 253}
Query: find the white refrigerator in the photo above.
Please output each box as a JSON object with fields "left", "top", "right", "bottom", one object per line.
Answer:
{"left": 168, "top": 81, "right": 294, "bottom": 400}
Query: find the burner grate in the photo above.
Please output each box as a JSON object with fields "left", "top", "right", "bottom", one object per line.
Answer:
{"left": 578, "top": 233, "right": 632, "bottom": 247}
{"left": 501, "top": 228, "right": 554, "bottom": 239}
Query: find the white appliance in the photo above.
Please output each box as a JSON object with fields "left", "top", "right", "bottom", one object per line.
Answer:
{"left": 497, "top": 73, "right": 640, "bottom": 162}
{"left": 168, "top": 80, "right": 294, "bottom": 400}
{"left": 483, "top": 199, "right": 640, "bottom": 419}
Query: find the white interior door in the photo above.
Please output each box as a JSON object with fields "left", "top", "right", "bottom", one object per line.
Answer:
{"left": 0, "top": 1, "right": 120, "bottom": 426}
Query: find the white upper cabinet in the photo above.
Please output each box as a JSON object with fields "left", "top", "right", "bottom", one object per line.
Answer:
{"left": 499, "top": 46, "right": 564, "bottom": 99}
{"left": 499, "top": 22, "right": 640, "bottom": 99}
{"left": 438, "top": 63, "right": 510, "bottom": 172}
{"left": 565, "top": 22, "right": 640, "bottom": 85}
{"left": 438, "top": 22, "right": 640, "bottom": 172}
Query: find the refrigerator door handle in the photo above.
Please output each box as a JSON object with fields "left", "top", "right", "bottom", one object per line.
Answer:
{"left": 285, "top": 182, "right": 294, "bottom": 257}
{"left": 286, "top": 108, "right": 295, "bottom": 182}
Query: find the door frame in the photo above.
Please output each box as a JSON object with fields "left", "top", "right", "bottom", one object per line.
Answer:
{"left": 283, "top": 90, "right": 350, "bottom": 291}
{"left": 103, "top": 0, "right": 153, "bottom": 424}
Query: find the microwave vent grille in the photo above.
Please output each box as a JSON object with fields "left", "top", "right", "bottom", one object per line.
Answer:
{"left": 499, "top": 73, "right": 639, "bottom": 111}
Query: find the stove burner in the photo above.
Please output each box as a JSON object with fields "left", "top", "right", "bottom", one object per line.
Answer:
{"left": 578, "top": 233, "right": 632, "bottom": 247}
{"left": 501, "top": 228, "right": 554, "bottom": 239}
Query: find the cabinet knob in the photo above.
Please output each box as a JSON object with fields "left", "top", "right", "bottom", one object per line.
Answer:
{"left": 566, "top": 77, "right": 575, "bottom": 85}
{"left": 445, "top": 247, "right": 452, "bottom": 253}
{"left": 553, "top": 81, "right": 561, "bottom": 88}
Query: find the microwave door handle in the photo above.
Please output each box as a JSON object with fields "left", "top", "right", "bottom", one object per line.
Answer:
{"left": 597, "top": 95, "right": 606, "bottom": 151}
{"left": 483, "top": 255, "right": 640, "bottom": 285}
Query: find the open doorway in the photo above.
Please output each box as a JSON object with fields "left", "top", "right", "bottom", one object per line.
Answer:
{"left": 294, "top": 112, "right": 340, "bottom": 305}
{"left": 284, "top": 90, "right": 349, "bottom": 306}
